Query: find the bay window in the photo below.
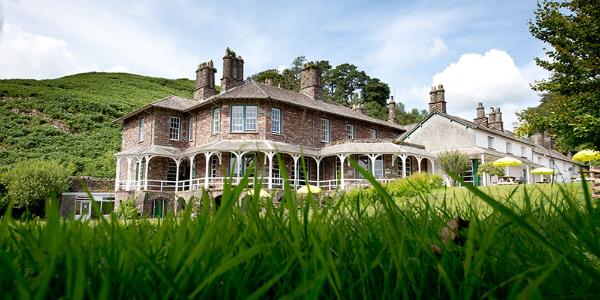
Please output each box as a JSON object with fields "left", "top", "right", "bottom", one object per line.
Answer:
{"left": 169, "top": 116, "right": 181, "bottom": 141}
{"left": 230, "top": 105, "right": 258, "bottom": 132}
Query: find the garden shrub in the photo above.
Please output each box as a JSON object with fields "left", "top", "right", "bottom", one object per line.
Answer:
{"left": 438, "top": 150, "right": 470, "bottom": 186}
{"left": 117, "top": 197, "right": 138, "bottom": 219}
{"left": 386, "top": 173, "right": 445, "bottom": 198}
{"left": 1, "top": 159, "right": 72, "bottom": 216}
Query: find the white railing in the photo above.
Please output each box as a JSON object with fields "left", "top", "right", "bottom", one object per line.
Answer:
{"left": 117, "top": 177, "right": 398, "bottom": 192}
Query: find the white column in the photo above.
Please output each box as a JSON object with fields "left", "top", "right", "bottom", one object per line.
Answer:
{"left": 417, "top": 156, "right": 423, "bottom": 173}
{"left": 144, "top": 156, "right": 151, "bottom": 190}
{"left": 115, "top": 157, "right": 121, "bottom": 191}
{"left": 431, "top": 159, "right": 435, "bottom": 174}
{"left": 235, "top": 152, "right": 243, "bottom": 185}
{"left": 136, "top": 159, "right": 142, "bottom": 191}
{"left": 401, "top": 155, "right": 407, "bottom": 179}
{"left": 204, "top": 152, "right": 212, "bottom": 189}
{"left": 315, "top": 157, "right": 321, "bottom": 187}
{"left": 175, "top": 159, "right": 181, "bottom": 191}
{"left": 292, "top": 154, "right": 300, "bottom": 188}
{"left": 526, "top": 164, "right": 530, "bottom": 184}
{"left": 481, "top": 154, "right": 487, "bottom": 186}
{"left": 267, "top": 152, "right": 274, "bottom": 190}
{"left": 337, "top": 154, "right": 347, "bottom": 189}
{"left": 189, "top": 155, "right": 195, "bottom": 189}
{"left": 125, "top": 157, "right": 133, "bottom": 191}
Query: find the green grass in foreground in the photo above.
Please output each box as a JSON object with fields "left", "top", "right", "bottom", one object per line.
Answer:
{"left": 0, "top": 168, "right": 599, "bottom": 299}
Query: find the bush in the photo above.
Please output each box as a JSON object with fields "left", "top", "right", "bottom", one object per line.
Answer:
{"left": 117, "top": 198, "right": 138, "bottom": 219}
{"left": 1, "top": 159, "right": 72, "bottom": 216}
{"left": 438, "top": 150, "right": 470, "bottom": 186}
{"left": 386, "top": 173, "right": 445, "bottom": 198}
{"left": 477, "top": 162, "right": 505, "bottom": 177}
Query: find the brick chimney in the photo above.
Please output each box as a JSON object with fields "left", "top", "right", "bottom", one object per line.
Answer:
{"left": 388, "top": 96, "right": 396, "bottom": 123}
{"left": 494, "top": 107, "right": 504, "bottom": 131}
{"left": 428, "top": 84, "right": 446, "bottom": 113}
{"left": 473, "top": 102, "right": 488, "bottom": 126}
{"left": 194, "top": 60, "right": 217, "bottom": 101}
{"left": 488, "top": 107, "right": 496, "bottom": 129}
{"left": 299, "top": 64, "right": 323, "bottom": 100}
{"left": 220, "top": 48, "right": 244, "bottom": 93}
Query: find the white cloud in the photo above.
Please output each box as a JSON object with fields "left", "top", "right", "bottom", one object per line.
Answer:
{"left": 426, "top": 49, "right": 538, "bottom": 130}
{"left": 0, "top": 23, "right": 82, "bottom": 79}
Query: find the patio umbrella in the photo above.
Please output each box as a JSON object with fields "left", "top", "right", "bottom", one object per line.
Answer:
{"left": 297, "top": 185, "right": 322, "bottom": 194}
{"left": 246, "top": 189, "right": 271, "bottom": 198}
{"left": 573, "top": 149, "right": 600, "bottom": 162}
{"left": 493, "top": 156, "right": 523, "bottom": 167}
{"left": 493, "top": 156, "right": 522, "bottom": 177}
{"left": 531, "top": 167, "right": 556, "bottom": 183}
{"left": 531, "top": 167, "right": 556, "bottom": 175}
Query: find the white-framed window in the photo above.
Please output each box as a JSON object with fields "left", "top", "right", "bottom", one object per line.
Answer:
{"left": 506, "top": 142, "right": 512, "bottom": 154}
{"left": 212, "top": 107, "right": 220, "bottom": 134}
{"left": 321, "top": 118, "right": 330, "bottom": 142}
{"left": 370, "top": 128, "right": 377, "bottom": 140}
{"left": 272, "top": 108, "right": 281, "bottom": 134}
{"left": 138, "top": 117, "right": 144, "bottom": 142}
{"left": 210, "top": 155, "right": 218, "bottom": 179}
{"left": 169, "top": 116, "right": 181, "bottom": 141}
{"left": 230, "top": 105, "right": 258, "bottom": 132}
{"left": 521, "top": 146, "right": 526, "bottom": 158}
{"left": 346, "top": 124, "right": 355, "bottom": 140}
{"left": 373, "top": 156, "right": 384, "bottom": 179}
{"left": 397, "top": 157, "right": 412, "bottom": 177}
{"left": 487, "top": 136, "right": 494, "bottom": 149}
{"left": 187, "top": 117, "right": 194, "bottom": 141}
{"left": 245, "top": 106, "right": 257, "bottom": 131}
{"left": 231, "top": 106, "right": 244, "bottom": 132}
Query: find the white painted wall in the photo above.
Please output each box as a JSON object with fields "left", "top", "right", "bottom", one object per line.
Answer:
{"left": 404, "top": 115, "right": 476, "bottom": 151}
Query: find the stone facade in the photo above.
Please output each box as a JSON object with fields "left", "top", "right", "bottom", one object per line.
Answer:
{"left": 299, "top": 66, "right": 322, "bottom": 100}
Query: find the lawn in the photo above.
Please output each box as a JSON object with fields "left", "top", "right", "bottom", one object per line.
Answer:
{"left": 0, "top": 174, "right": 599, "bottom": 299}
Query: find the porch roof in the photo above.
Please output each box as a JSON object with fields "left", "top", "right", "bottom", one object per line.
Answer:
{"left": 115, "top": 140, "right": 435, "bottom": 159}
{"left": 114, "top": 144, "right": 181, "bottom": 158}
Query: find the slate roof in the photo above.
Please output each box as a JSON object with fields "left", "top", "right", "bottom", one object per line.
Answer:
{"left": 532, "top": 145, "right": 572, "bottom": 162}
{"left": 116, "top": 95, "right": 197, "bottom": 122}
{"left": 188, "top": 81, "right": 406, "bottom": 131}
{"left": 118, "top": 80, "right": 406, "bottom": 132}
{"left": 399, "top": 112, "right": 536, "bottom": 146}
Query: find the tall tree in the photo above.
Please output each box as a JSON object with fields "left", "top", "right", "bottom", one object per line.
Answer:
{"left": 326, "top": 64, "right": 368, "bottom": 105}
{"left": 362, "top": 78, "right": 390, "bottom": 120}
{"left": 516, "top": 0, "right": 600, "bottom": 150}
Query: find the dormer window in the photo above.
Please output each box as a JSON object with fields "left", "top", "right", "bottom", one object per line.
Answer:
{"left": 169, "top": 116, "right": 181, "bottom": 141}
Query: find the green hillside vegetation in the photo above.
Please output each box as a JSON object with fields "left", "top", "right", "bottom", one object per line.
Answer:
{"left": 0, "top": 73, "right": 194, "bottom": 177}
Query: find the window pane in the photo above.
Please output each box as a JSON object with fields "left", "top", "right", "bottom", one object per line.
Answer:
{"left": 370, "top": 129, "right": 377, "bottom": 139}
{"left": 187, "top": 117, "right": 194, "bottom": 141}
{"left": 245, "top": 106, "right": 257, "bottom": 131}
{"left": 231, "top": 106, "right": 244, "bottom": 132}
{"left": 272, "top": 108, "right": 281, "bottom": 134}
{"left": 346, "top": 124, "right": 354, "bottom": 139}
{"left": 374, "top": 157, "right": 384, "bottom": 179}
{"left": 138, "top": 118, "right": 144, "bottom": 141}
{"left": 212, "top": 108, "right": 220, "bottom": 134}
{"left": 321, "top": 119, "right": 330, "bottom": 142}
{"left": 170, "top": 117, "right": 180, "bottom": 140}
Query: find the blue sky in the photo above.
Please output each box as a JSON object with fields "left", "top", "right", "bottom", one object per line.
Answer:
{"left": 0, "top": 0, "right": 548, "bottom": 129}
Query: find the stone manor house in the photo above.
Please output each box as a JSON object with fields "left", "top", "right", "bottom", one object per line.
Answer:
{"left": 89, "top": 48, "right": 575, "bottom": 217}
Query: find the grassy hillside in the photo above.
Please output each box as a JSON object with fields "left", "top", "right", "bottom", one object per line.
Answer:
{"left": 0, "top": 72, "right": 195, "bottom": 178}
